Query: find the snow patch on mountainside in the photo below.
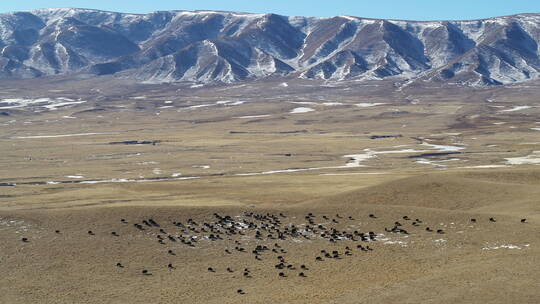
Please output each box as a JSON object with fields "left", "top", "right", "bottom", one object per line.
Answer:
{"left": 1, "top": 9, "right": 540, "bottom": 86}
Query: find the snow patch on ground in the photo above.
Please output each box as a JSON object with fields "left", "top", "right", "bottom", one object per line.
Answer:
{"left": 183, "top": 100, "right": 247, "bottom": 110}
{"left": 0, "top": 97, "right": 86, "bottom": 111}
{"left": 499, "top": 106, "right": 534, "bottom": 112}
{"left": 355, "top": 103, "right": 387, "bottom": 107}
{"left": 234, "top": 148, "right": 428, "bottom": 177}
{"left": 416, "top": 158, "right": 447, "bottom": 167}
{"left": 342, "top": 153, "right": 376, "bottom": 167}
{"left": 482, "top": 244, "right": 525, "bottom": 250}
{"left": 80, "top": 176, "right": 200, "bottom": 184}
{"left": 421, "top": 142, "right": 465, "bottom": 152}
{"left": 192, "top": 165, "right": 210, "bottom": 169}
{"left": 185, "top": 104, "right": 214, "bottom": 109}
{"left": 0, "top": 218, "right": 31, "bottom": 233}
{"left": 290, "top": 107, "right": 315, "bottom": 114}
{"left": 137, "top": 161, "right": 159, "bottom": 165}
{"left": 383, "top": 240, "right": 408, "bottom": 247}
{"left": 216, "top": 100, "right": 246, "bottom": 106}
{"left": 43, "top": 100, "right": 86, "bottom": 110}
{"left": 372, "top": 148, "right": 428, "bottom": 154}
{"left": 505, "top": 151, "right": 540, "bottom": 165}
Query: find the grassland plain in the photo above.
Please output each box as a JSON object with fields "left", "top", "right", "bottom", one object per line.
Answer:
{"left": 0, "top": 77, "right": 539, "bottom": 303}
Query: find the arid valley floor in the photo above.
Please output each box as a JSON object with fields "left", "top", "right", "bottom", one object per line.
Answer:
{"left": 0, "top": 77, "right": 539, "bottom": 303}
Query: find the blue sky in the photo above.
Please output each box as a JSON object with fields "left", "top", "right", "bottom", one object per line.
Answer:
{"left": 1, "top": 0, "right": 540, "bottom": 20}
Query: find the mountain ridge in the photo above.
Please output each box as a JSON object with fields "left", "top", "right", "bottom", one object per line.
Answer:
{"left": 1, "top": 8, "right": 540, "bottom": 86}
{"left": 14, "top": 8, "right": 540, "bottom": 22}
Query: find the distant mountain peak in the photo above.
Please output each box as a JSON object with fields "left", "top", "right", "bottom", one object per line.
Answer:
{"left": 1, "top": 8, "right": 540, "bottom": 86}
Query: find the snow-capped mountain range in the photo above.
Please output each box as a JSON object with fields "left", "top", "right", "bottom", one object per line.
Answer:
{"left": 1, "top": 8, "right": 540, "bottom": 86}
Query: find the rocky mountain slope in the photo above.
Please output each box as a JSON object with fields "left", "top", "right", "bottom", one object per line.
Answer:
{"left": 1, "top": 8, "right": 540, "bottom": 86}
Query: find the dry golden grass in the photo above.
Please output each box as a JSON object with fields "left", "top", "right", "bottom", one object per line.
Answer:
{"left": 0, "top": 79, "right": 539, "bottom": 303}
